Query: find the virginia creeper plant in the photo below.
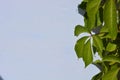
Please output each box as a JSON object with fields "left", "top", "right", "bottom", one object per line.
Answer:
{"left": 74, "top": 0, "right": 120, "bottom": 80}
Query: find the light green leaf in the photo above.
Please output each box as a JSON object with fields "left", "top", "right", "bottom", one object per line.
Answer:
{"left": 74, "top": 25, "right": 88, "bottom": 36}
{"left": 102, "top": 67, "right": 120, "bottom": 80}
{"left": 93, "top": 35, "right": 104, "bottom": 57}
{"left": 83, "top": 39, "right": 93, "bottom": 67}
{"left": 75, "top": 36, "right": 88, "bottom": 58}
{"left": 86, "top": 0, "right": 101, "bottom": 29}
{"left": 103, "top": 56, "right": 120, "bottom": 63}
{"left": 106, "top": 43, "right": 117, "bottom": 52}
{"left": 100, "top": 26, "right": 109, "bottom": 33}
{"left": 103, "top": 0, "right": 117, "bottom": 40}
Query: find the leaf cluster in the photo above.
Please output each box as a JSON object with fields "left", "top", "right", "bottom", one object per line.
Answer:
{"left": 74, "top": 0, "right": 120, "bottom": 79}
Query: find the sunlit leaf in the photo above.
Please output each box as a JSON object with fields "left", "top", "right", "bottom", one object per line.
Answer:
{"left": 83, "top": 39, "right": 93, "bottom": 67}
{"left": 74, "top": 0, "right": 120, "bottom": 79}
{"left": 93, "top": 35, "right": 104, "bottom": 57}
{"left": 103, "top": 0, "right": 117, "bottom": 40}
{"left": 100, "top": 26, "right": 109, "bottom": 33}
{"left": 106, "top": 43, "right": 117, "bottom": 52}
{"left": 100, "top": 26, "right": 112, "bottom": 38}
{"left": 86, "top": 0, "right": 101, "bottom": 29}
{"left": 103, "top": 56, "right": 120, "bottom": 63}
{"left": 74, "top": 25, "right": 88, "bottom": 36}
{"left": 75, "top": 36, "right": 88, "bottom": 58}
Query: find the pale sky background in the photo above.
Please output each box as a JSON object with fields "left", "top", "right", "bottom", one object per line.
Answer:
{"left": 0, "top": 0, "right": 100, "bottom": 80}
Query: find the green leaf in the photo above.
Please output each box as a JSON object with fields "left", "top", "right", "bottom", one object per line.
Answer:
{"left": 86, "top": 0, "right": 101, "bottom": 29}
{"left": 78, "top": 1, "right": 87, "bottom": 10}
{"left": 102, "top": 67, "right": 120, "bottom": 80}
{"left": 93, "top": 35, "right": 104, "bottom": 57}
{"left": 103, "top": 0, "right": 117, "bottom": 40}
{"left": 84, "top": 17, "right": 88, "bottom": 28}
{"left": 75, "top": 36, "right": 88, "bottom": 58}
{"left": 83, "top": 39, "right": 93, "bottom": 67}
{"left": 103, "top": 56, "right": 120, "bottom": 63}
{"left": 100, "top": 26, "right": 109, "bottom": 33}
{"left": 96, "top": 11, "right": 102, "bottom": 27}
{"left": 74, "top": 25, "right": 88, "bottom": 36}
{"left": 83, "top": 0, "right": 88, "bottom": 2}
{"left": 100, "top": 26, "right": 112, "bottom": 38}
{"left": 106, "top": 43, "right": 117, "bottom": 52}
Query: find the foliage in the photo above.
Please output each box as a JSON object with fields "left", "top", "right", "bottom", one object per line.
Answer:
{"left": 74, "top": 0, "right": 120, "bottom": 79}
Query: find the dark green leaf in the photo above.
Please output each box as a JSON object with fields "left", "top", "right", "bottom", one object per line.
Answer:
{"left": 75, "top": 36, "right": 88, "bottom": 58}
{"left": 78, "top": 2, "right": 87, "bottom": 16}
{"left": 78, "top": 2, "right": 87, "bottom": 10}
{"left": 106, "top": 43, "right": 117, "bottom": 52}
{"left": 74, "top": 25, "right": 88, "bottom": 36}
{"left": 83, "top": 39, "right": 93, "bottom": 67}
{"left": 86, "top": 0, "right": 101, "bottom": 29}
{"left": 102, "top": 67, "right": 120, "bottom": 80}
{"left": 103, "top": 0, "right": 117, "bottom": 40}
{"left": 103, "top": 56, "right": 120, "bottom": 63}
